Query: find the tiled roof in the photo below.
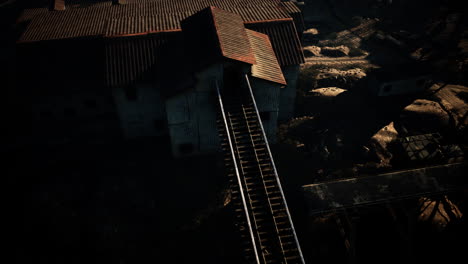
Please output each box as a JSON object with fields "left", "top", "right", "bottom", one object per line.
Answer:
{"left": 105, "top": 13, "right": 189, "bottom": 37}
{"left": 19, "top": 1, "right": 305, "bottom": 89}
{"left": 105, "top": 32, "right": 179, "bottom": 87}
{"left": 17, "top": 0, "right": 296, "bottom": 42}
{"left": 181, "top": 6, "right": 256, "bottom": 66}
{"left": 211, "top": 6, "right": 256, "bottom": 65}
{"left": 246, "top": 20, "right": 304, "bottom": 66}
{"left": 246, "top": 29, "right": 286, "bottom": 85}
{"left": 279, "top": 1, "right": 305, "bottom": 33}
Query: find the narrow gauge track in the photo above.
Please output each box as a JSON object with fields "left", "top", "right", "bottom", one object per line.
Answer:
{"left": 216, "top": 76, "right": 305, "bottom": 264}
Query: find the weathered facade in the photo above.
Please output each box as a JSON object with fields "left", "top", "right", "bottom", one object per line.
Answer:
{"left": 17, "top": 0, "right": 305, "bottom": 157}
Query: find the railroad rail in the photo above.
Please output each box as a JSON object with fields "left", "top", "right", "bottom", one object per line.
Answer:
{"left": 216, "top": 75, "right": 305, "bottom": 264}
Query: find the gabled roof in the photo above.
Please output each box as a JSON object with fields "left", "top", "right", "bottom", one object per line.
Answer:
{"left": 18, "top": 1, "right": 305, "bottom": 92}
{"left": 181, "top": 6, "right": 256, "bottom": 66}
{"left": 246, "top": 20, "right": 304, "bottom": 66}
{"left": 105, "top": 32, "right": 178, "bottom": 88}
{"left": 17, "top": 0, "right": 294, "bottom": 41}
{"left": 246, "top": 29, "right": 286, "bottom": 85}
{"left": 105, "top": 13, "right": 188, "bottom": 37}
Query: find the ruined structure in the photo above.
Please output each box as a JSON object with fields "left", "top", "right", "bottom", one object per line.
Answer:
{"left": 16, "top": 1, "right": 307, "bottom": 263}
{"left": 17, "top": 0, "right": 305, "bottom": 157}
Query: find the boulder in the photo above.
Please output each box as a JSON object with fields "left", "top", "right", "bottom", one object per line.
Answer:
{"left": 321, "top": 45, "right": 350, "bottom": 57}
{"left": 303, "top": 28, "right": 319, "bottom": 42}
{"left": 309, "top": 87, "right": 347, "bottom": 97}
{"left": 315, "top": 68, "right": 366, "bottom": 89}
{"left": 303, "top": 46, "right": 321, "bottom": 57}
{"left": 304, "top": 28, "right": 319, "bottom": 35}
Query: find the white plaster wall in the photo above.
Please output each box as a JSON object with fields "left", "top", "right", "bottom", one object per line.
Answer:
{"left": 112, "top": 82, "right": 166, "bottom": 138}
{"left": 279, "top": 65, "right": 300, "bottom": 122}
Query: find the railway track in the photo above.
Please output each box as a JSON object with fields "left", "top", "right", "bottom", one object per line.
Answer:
{"left": 216, "top": 76, "right": 305, "bottom": 264}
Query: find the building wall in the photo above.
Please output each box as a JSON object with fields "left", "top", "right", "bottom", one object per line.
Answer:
{"left": 375, "top": 75, "right": 431, "bottom": 96}
{"left": 251, "top": 78, "right": 282, "bottom": 143}
{"left": 112, "top": 82, "right": 167, "bottom": 138}
{"left": 31, "top": 90, "right": 120, "bottom": 143}
{"left": 279, "top": 65, "right": 300, "bottom": 122}
{"left": 166, "top": 64, "right": 223, "bottom": 157}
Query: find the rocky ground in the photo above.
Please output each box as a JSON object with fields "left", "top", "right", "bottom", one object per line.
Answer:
{"left": 275, "top": 2, "right": 468, "bottom": 263}
{"left": 278, "top": 1, "right": 468, "bottom": 184}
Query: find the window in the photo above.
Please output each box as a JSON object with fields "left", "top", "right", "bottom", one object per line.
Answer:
{"left": 178, "top": 143, "right": 194, "bottom": 154}
{"left": 260, "top": 112, "right": 270, "bottom": 121}
{"left": 383, "top": 84, "right": 393, "bottom": 93}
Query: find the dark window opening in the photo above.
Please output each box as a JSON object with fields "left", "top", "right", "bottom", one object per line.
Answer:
{"left": 179, "top": 143, "right": 194, "bottom": 155}
{"left": 260, "top": 112, "right": 270, "bottom": 121}
{"left": 84, "top": 99, "right": 97, "bottom": 108}
{"left": 64, "top": 108, "right": 76, "bottom": 118}
{"left": 154, "top": 119, "right": 166, "bottom": 130}
{"left": 383, "top": 84, "right": 393, "bottom": 93}
{"left": 124, "top": 86, "right": 137, "bottom": 101}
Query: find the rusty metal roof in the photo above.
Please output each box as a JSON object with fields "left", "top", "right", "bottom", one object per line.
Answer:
{"left": 105, "top": 32, "right": 181, "bottom": 87}
{"left": 105, "top": 13, "right": 189, "bottom": 37}
{"left": 246, "top": 29, "right": 286, "bottom": 85}
{"left": 19, "top": 1, "right": 305, "bottom": 90}
{"left": 279, "top": 1, "right": 305, "bottom": 33}
{"left": 211, "top": 6, "right": 256, "bottom": 65}
{"left": 246, "top": 20, "right": 304, "bottom": 66}
{"left": 181, "top": 6, "right": 256, "bottom": 66}
{"left": 17, "top": 0, "right": 296, "bottom": 42}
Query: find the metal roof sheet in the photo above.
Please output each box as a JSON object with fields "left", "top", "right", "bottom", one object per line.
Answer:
{"left": 246, "top": 20, "right": 304, "bottom": 66}
{"left": 17, "top": 0, "right": 295, "bottom": 42}
{"left": 211, "top": 6, "right": 256, "bottom": 65}
{"left": 105, "top": 13, "right": 189, "bottom": 37}
{"left": 105, "top": 32, "right": 179, "bottom": 87}
{"left": 246, "top": 29, "right": 286, "bottom": 85}
{"left": 181, "top": 6, "right": 256, "bottom": 66}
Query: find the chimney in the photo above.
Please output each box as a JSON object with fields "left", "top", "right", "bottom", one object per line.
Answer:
{"left": 112, "top": 0, "right": 126, "bottom": 5}
{"left": 50, "top": 0, "right": 65, "bottom": 11}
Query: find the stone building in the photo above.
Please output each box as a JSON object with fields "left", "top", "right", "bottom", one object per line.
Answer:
{"left": 16, "top": 0, "right": 305, "bottom": 157}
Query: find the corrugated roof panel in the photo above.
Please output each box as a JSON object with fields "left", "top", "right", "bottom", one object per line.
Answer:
{"left": 246, "top": 20, "right": 304, "bottom": 66}
{"left": 279, "top": 1, "right": 305, "bottom": 33}
{"left": 247, "top": 29, "right": 286, "bottom": 85}
{"left": 18, "top": 0, "right": 298, "bottom": 42}
{"left": 105, "top": 32, "right": 177, "bottom": 87}
{"left": 211, "top": 6, "right": 256, "bottom": 65}
{"left": 105, "top": 13, "right": 187, "bottom": 37}
{"left": 279, "top": 1, "right": 301, "bottom": 14}
{"left": 226, "top": 4, "right": 290, "bottom": 23}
